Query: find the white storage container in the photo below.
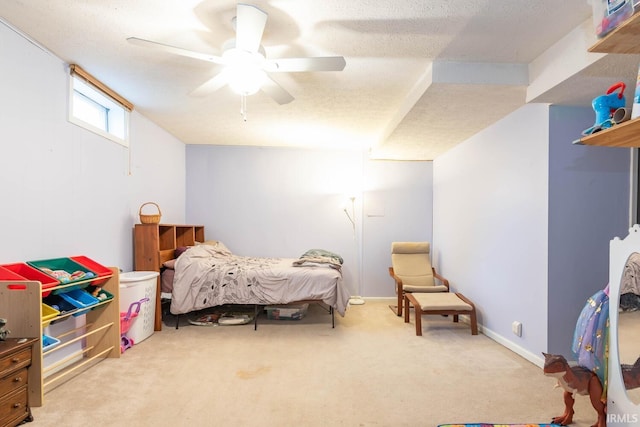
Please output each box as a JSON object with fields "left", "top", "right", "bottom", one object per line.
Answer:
{"left": 119, "top": 271, "right": 159, "bottom": 345}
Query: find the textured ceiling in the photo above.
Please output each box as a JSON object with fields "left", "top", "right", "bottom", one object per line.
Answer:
{"left": 1, "top": 0, "right": 639, "bottom": 160}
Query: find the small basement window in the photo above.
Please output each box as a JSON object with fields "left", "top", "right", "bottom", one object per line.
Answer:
{"left": 68, "top": 64, "right": 132, "bottom": 147}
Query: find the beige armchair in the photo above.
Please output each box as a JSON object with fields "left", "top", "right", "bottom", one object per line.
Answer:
{"left": 389, "top": 241, "right": 449, "bottom": 316}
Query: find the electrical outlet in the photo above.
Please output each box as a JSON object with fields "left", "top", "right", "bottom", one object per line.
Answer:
{"left": 512, "top": 321, "right": 522, "bottom": 337}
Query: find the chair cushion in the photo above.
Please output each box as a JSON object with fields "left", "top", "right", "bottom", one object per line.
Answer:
{"left": 411, "top": 293, "right": 473, "bottom": 311}
{"left": 404, "top": 284, "right": 448, "bottom": 293}
{"left": 391, "top": 242, "right": 430, "bottom": 254}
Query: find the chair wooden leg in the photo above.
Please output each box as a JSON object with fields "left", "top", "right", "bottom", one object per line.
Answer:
{"left": 397, "top": 290, "right": 403, "bottom": 317}
{"left": 469, "top": 309, "right": 478, "bottom": 335}
{"left": 453, "top": 314, "right": 459, "bottom": 323}
{"left": 415, "top": 305, "right": 422, "bottom": 336}
{"left": 456, "top": 293, "right": 479, "bottom": 335}
{"left": 404, "top": 294, "right": 422, "bottom": 336}
{"left": 404, "top": 295, "right": 410, "bottom": 323}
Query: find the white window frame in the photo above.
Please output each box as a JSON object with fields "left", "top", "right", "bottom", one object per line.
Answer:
{"left": 68, "top": 70, "right": 131, "bottom": 147}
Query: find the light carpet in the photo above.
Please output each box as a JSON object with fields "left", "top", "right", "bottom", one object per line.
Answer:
{"left": 30, "top": 299, "right": 595, "bottom": 426}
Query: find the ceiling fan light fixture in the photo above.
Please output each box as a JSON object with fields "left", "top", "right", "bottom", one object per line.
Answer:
{"left": 228, "top": 66, "right": 267, "bottom": 96}
{"left": 222, "top": 46, "right": 268, "bottom": 96}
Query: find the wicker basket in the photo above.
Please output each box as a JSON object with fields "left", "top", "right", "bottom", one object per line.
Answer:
{"left": 139, "top": 202, "right": 162, "bottom": 224}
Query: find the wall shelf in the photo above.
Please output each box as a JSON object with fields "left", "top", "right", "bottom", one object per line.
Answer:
{"left": 589, "top": 12, "right": 640, "bottom": 54}
{"left": 579, "top": 117, "right": 640, "bottom": 147}
{"left": 579, "top": 12, "right": 640, "bottom": 147}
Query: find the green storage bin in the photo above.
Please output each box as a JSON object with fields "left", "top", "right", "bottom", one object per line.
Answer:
{"left": 27, "top": 257, "right": 96, "bottom": 292}
{"left": 88, "top": 287, "right": 114, "bottom": 307}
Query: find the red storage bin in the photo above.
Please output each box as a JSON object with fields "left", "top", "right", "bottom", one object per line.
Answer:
{"left": 0, "top": 265, "right": 25, "bottom": 281}
{"left": 71, "top": 256, "right": 112, "bottom": 286}
{"left": 0, "top": 262, "right": 60, "bottom": 297}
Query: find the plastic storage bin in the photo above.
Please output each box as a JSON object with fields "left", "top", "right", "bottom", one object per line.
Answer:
{"left": 57, "top": 289, "right": 100, "bottom": 316}
{"left": 1, "top": 262, "right": 60, "bottom": 297}
{"left": 88, "top": 287, "right": 114, "bottom": 304}
{"left": 42, "top": 303, "right": 60, "bottom": 327}
{"left": 70, "top": 255, "right": 112, "bottom": 286}
{"left": 119, "top": 271, "right": 159, "bottom": 345}
{"left": 0, "top": 265, "right": 25, "bottom": 281}
{"left": 266, "top": 303, "right": 309, "bottom": 320}
{"left": 43, "top": 294, "right": 77, "bottom": 315}
{"left": 42, "top": 334, "right": 61, "bottom": 351}
{"left": 27, "top": 257, "right": 96, "bottom": 292}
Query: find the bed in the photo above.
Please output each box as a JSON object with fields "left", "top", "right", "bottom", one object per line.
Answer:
{"left": 160, "top": 241, "right": 350, "bottom": 328}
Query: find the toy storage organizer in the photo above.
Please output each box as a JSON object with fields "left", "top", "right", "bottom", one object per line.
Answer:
{"left": 0, "top": 256, "right": 120, "bottom": 407}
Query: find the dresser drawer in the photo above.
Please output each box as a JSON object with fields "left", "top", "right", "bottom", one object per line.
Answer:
{"left": 0, "top": 348, "right": 31, "bottom": 378}
{"left": 0, "top": 368, "right": 27, "bottom": 398}
{"left": 0, "top": 386, "right": 29, "bottom": 426}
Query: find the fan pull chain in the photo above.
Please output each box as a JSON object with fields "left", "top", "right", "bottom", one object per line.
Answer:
{"left": 240, "top": 94, "right": 248, "bottom": 122}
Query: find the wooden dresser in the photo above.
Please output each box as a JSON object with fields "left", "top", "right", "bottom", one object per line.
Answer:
{"left": 0, "top": 338, "right": 37, "bottom": 426}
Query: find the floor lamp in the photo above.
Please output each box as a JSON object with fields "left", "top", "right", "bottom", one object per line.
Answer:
{"left": 344, "top": 196, "right": 364, "bottom": 305}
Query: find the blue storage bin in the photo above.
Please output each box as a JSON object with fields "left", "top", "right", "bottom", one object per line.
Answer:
{"left": 42, "top": 334, "right": 60, "bottom": 351}
{"left": 58, "top": 289, "right": 100, "bottom": 316}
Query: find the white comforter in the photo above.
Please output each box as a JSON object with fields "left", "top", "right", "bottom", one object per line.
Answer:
{"left": 170, "top": 243, "right": 350, "bottom": 316}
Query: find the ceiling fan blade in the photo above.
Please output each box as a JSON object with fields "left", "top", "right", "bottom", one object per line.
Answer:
{"left": 190, "top": 71, "right": 231, "bottom": 97}
{"left": 261, "top": 77, "right": 294, "bottom": 105}
{"left": 265, "top": 56, "right": 346, "bottom": 72}
{"left": 235, "top": 3, "right": 268, "bottom": 53}
{"left": 127, "top": 37, "right": 226, "bottom": 65}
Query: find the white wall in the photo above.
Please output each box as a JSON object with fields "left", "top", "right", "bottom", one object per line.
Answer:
{"left": 361, "top": 160, "right": 433, "bottom": 297}
{"left": 0, "top": 21, "right": 187, "bottom": 271}
{"left": 433, "top": 104, "right": 551, "bottom": 362}
{"left": 185, "top": 146, "right": 434, "bottom": 297}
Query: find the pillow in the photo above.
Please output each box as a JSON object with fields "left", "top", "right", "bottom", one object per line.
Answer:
{"left": 196, "top": 240, "right": 219, "bottom": 246}
{"left": 174, "top": 246, "right": 191, "bottom": 258}
{"left": 162, "top": 259, "right": 176, "bottom": 269}
{"left": 212, "top": 241, "right": 232, "bottom": 255}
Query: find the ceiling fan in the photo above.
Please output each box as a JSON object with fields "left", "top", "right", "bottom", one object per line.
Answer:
{"left": 128, "top": 3, "right": 346, "bottom": 117}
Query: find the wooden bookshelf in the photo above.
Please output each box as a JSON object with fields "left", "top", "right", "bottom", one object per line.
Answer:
{"left": 133, "top": 224, "right": 205, "bottom": 331}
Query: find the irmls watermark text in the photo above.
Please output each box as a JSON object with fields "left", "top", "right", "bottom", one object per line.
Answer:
{"left": 607, "top": 413, "right": 639, "bottom": 423}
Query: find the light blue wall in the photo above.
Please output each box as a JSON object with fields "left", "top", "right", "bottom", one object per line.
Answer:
{"left": 0, "top": 21, "right": 187, "bottom": 270}
{"left": 433, "top": 104, "right": 550, "bottom": 363}
{"left": 361, "top": 160, "right": 433, "bottom": 297}
{"left": 547, "top": 105, "right": 630, "bottom": 355}
{"left": 185, "top": 145, "right": 434, "bottom": 297}
{"left": 433, "top": 103, "right": 631, "bottom": 365}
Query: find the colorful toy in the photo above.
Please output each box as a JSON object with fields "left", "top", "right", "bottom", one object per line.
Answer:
{"left": 592, "top": 0, "right": 634, "bottom": 38}
{"left": 543, "top": 353, "right": 606, "bottom": 427}
{"left": 582, "top": 82, "right": 627, "bottom": 136}
{"left": 120, "top": 297, "right": 149, "bottom": 353}
{"left": 0, "top": 318, "right": 9, "bottom": 341}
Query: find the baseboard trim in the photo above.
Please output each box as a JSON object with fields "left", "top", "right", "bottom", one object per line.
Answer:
{"left": 479, "top": 324, "right": 543, "bottom": 367}
{"left": 456, "top": 314, "right": 543, "bottom": 368}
